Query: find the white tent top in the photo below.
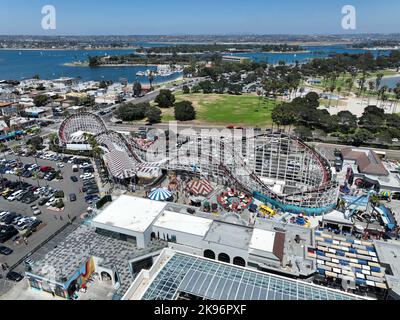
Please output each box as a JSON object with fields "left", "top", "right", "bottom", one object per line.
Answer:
{"left": 323, "top": 210, "right": 353, "bottom": 226}
{"left": 249, "top": 228, "right": 276, "bottom": 253}
{"left": 153, "top": 210, "right": 213, "bottom": 237}
{"left": 92, "top": 195, "right": 167, "bottom": 233}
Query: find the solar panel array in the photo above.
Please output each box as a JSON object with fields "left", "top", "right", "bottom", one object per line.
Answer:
{"left": 312, "top": 231, "right": 387, "bottom": 290}
{"left": 141, "top": 253, "right": 361, "bottom": 300}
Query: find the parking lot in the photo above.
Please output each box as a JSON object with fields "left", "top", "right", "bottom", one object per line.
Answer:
{"left": 0, "top": 153, "right": 100, "bottom": 291}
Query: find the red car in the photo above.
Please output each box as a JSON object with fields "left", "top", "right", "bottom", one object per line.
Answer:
{"left": 40, "top": 166, "right": 52, "bottom": 172}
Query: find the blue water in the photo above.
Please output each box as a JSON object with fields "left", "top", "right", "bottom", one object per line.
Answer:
{"left": 0, "top": 44, "right": 393, "bottom": 82}
{"left": 0, "top": 48, "right": 182, "bottom": 83}
{"left": 232, "top": 45, "right": 391, "bottom": 64}
{"left": 380, "top": 76, "right": 400, "bottom": 89}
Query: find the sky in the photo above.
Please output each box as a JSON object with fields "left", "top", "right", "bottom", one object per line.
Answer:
{"left": 0, "top": 0, "right": 399, "bottom": 35}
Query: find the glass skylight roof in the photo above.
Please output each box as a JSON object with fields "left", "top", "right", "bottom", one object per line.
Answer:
{"left": 141, "top": 253, "right": 362, "bottom": 300}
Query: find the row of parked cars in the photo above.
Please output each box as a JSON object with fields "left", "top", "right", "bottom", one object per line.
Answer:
{"left": 0, "top": 159, "right": 62, "bottom": 182}
{"left": 1, "top": 180, "right": 40, "bottom": 204}
{"left": 35, "top": 152, "right": 91, "bottom": 166}
{"left": 83, "top": 178, "right": 100, "bottom": 204}
{"left": 0, "top": 211, "right": 42, "bottom": 244}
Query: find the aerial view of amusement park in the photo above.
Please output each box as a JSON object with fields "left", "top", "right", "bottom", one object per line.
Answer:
{"left": 1, "top": 0, "right": 400, "bottom": 309}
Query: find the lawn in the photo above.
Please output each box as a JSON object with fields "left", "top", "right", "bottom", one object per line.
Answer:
{"left": 160, "top": 92, "right": 274, "bottom": 126}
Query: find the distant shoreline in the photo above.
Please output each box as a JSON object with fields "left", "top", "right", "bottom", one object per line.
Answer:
{"left": 0, "top": 47, "right": 138, "bottom": 51}
{"left": 259, "top": 50, "right": 310, "bottom": 54}
{"left": 64, "top": 62, "right": 157, "bottom": 67}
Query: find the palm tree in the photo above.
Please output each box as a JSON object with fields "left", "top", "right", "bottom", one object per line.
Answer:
{"left": 367, "top": 81, "right": 375, "bottom": 105}
{"left": 375, "top": 73, "right": 384, "bottom": 93}
{"left": 393, "top": 83, "right": 400, "bottom": 113}
{"left": 336, "top": 87, "right": 342, "bottom": 108}
{"left": 328, "top": 84, "right": 336, "bottom": 108}
{"left": 148, "top": 71, "right": 155, "bottom": 91}
{"left": 48, "top": 132, "right": 58, "bottom": 146}
{"left": 345, "top": 78, "right": 354, "bottom": 96}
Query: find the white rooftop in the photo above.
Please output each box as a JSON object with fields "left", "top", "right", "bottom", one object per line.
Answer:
{"left": 153, "top": 211, "right": 213, "bottom": 237}
{"left": 249, "top": 228, "right": 276, "bottom": 253}
{"left": 92, "top": 195, "right": 167, "bottom": 233}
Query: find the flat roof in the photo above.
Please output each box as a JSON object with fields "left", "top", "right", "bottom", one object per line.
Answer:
{"left": 203, "top": 221, "right": 252, "bottom": 250}
{"left": 374, "top": 240, "right": 400, "bottom": 296}
{"left": 153, "top": 210, "right": 213, "bottom": 237}
{"left": 249, "top": 228, "right": 276, "bottom": 253}
{"left": 92, "top": 195, "right": 167, "bottom": 233}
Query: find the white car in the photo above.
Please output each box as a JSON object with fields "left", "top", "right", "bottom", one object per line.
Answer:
{"left": 68, "top": 157, "right": 78, "bottom": 164}
{"left": 31, "top": 205, "right": 42, "bottom": 216}
{"left": 45, "top": 197, "right": 56, "bottom": 207}
{"left": 82, "top": 175, "right": 95, "bottom": 181}
{"left": 79, "top": 163, "right": 90, "bottom": 169}
{"left": 0, "top": 211, "right": 10, "bottom": 219}
{"left": 392, "top": 138, "right": 399, "bottom": 143}
{"left": 34, "top": 187, "right": 45, "bottom": 196}
{"left": 28, "top": 164, "right": 39, "bottom": 171}
{"left": 80, "top": 173, "right": 93, "bottom": 179}
{"left": 8, "top": 190, "right": 23, "bottom": 201}
{"left": 57, "top": 163, "right": 64, "bottom": 168}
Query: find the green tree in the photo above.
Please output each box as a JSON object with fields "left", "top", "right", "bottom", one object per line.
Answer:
{"left": 359, "top": 105, "right": 386, "bottom": 133}
{"left": 191, "top": 84, "right": 201, "bottom": 93}
{"left": 271, "top": 104, "right": 297, "bottom": 129}
{"left": 146, "top": 106, "right": 162, "bottom": 124}
{"left": 88, "top": 56, "right": 101, "bottom": 67}
{"left": 182, "top": 85, "right": 190, "bottom": 94}
{"left": 155, "top": 90, "right": 176, "bottom": 108}
{"left": 27, "top": 136, "right": 44, "bottom": 150}
{"left": 174, "top": 101, "right": 196, "bottom": 121}
{"left": 33, "top": 94, "right": 49, "bottom": 107}
{"left": 199, "top": 80, "right": 214, "bottom": 94}
{"left": 294, "top": 126, "right": 312, "bottom": 141}
{"left": 351, "top": 128, "right": 373, "bottom": 146}
{"left": 116, "top": 102, "right": 149, "bottom": 121}
{"left": 334, "top": 111, "right": 358, "bottom": 134}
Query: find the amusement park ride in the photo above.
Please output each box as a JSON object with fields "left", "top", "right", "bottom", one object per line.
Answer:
{"left": 58, "top": 112, "right": 339, "bottom": 216}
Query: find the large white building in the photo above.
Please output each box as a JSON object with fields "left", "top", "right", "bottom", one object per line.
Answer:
{"left": 91, "top": 194, "right": 316, "bottom": 278}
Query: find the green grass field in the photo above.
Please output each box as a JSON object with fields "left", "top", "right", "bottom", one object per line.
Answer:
{"left": 160, "top": 92, "right": 274, "bottom": 126}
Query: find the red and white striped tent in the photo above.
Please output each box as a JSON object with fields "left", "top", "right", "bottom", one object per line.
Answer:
{"left": 186, "top": 179, "right": 213, "bottom": 196}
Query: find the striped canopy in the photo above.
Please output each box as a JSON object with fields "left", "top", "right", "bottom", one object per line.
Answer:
{"left": 186, "top": 179, "right": 213, "bottom": 196}
{"left": 381, "top": 191, "right": 391, "bottom": 198}
{"left": 148, "top": 188, "right": 172, "bottom": 201}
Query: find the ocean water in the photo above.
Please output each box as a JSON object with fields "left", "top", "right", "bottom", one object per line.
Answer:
{"left": 232, "top": 45, "right": 390, "bottom": 64}
{"left": 0, "top": 49, "right": 182, "bottom": 83}
{"left": 0, "top": 44, "right": 392, "bottom": 82}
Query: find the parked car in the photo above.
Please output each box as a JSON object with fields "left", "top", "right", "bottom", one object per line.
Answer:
{"left": 0, "top": 245, "right": 13, "bottom": 255}
{"left": 86, "top": 189, "right": 99, "bottom": 195}
{"left": 69, "top": 193, "right": 77, "bottom": 202}
{"left": 6, "top": 271, "right": 23, "bottom": 282}
{"left": 22, "top": 195, "right": 39, "bottom": 204}
{"left": 0, "top": 225, "right": 19, "bottom": 243}
{"left": 45, "top": 197, "right": 56, "bottom": 207}
{"left": 31, "top": 205, "right": 42, "bottom": 216}
{"left": 2, "top": 213, "right": 20, "bottom": 225}
{"left": 38, "top": 197, "right": 50, "bottom": 206}
{"left": 40, "top": 166, "right": 52, "bottom": 172}
{"left": 70, "top": 176, "right": 78, "bottom": 182}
